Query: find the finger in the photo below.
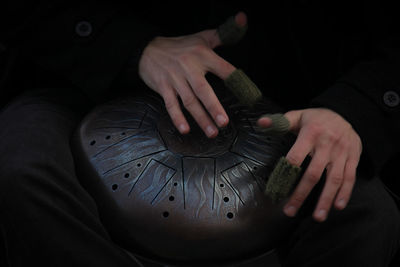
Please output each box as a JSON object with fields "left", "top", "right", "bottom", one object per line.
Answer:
{"left": 257, "top": 116, "right": 273, "bottom": 128}
{"left": 217, "top": 11, "right": 248, "bottom": 46}
{"left": 235, "top": 12, "right": 248, "bottom": 28}
{"left": 313, "top": 154, "right": 346, "bottom": 222}
{"left": 204, "top": 49, "right": 236, "bottom": 80}
{"left": 285, "top": 128, "right": 314, "bottom": 167}
{"left": 173, "top": 78, "right": 218, "bottom": 138}
{"left": 334, "top": 153, "right": 359, "bottom": 210}
{"left": 201, "top": 48, "right": 262, "bottom": 107}
{"left": 334, "top": 134, "right": 361, "bottom": 210}
{"left": 223, "top": 69, "right": 263, "bottom": 107}
{"left": 284, "top": 110, "right": 304, "bottom": 133}
{"left": 284, "top": 146, "right": 329, "bottom": 217}
{"left": 256, "top": 114, "right": 290, "bottom": 135}
{"left": 161, "top": 87, "right": 190, "bottom": 134}
{"left": 186, "top": 74, "right": 229, "bottom": 128}
{"left": 199, "top": 12, "right": 248, "bottom": 49}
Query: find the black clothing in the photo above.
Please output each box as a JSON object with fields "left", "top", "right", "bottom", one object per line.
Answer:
{"left": 1, "top": 1, "right": 400, "bottom": 266}
{"left": 0, "top": 89, "right": 136, "bottom": 266}
{"left": 2, "top": 1, "right": 400, "bottom": 175}
{"left": 0, "top": 89, "right": 399, "bottom": 267}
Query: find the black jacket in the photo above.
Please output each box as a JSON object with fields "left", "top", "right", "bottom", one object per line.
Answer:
{"left": 1, "top": 0, "right": 399, "bottom": 192}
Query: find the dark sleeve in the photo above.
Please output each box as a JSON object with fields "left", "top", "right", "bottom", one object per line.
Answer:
{"left": 1, "top": 0, "right": 159, "bottom": 101}
{"left": 310, "top": 1, "right": 400, "bottom": 174}
{"left": 311, "top": 60, "right": 400, "bottom": 173}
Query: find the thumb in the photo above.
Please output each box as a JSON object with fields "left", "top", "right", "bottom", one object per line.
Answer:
{"left": 256, "top": 110, "right": 303, "bottom": 135}
{"left": 199, "top": 12, "right": 248, "bottom": 49}
{"left": 283, "top": 110, "right": 303, "bottom": 132}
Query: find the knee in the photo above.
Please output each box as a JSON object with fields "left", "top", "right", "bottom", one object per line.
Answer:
{"left": 0, "top": 155, "right": 38, "bottom": 202}
{"left": 349, "top": 177, "right": 400, "bottom": 263}
{"left": 0, "top": 149, "right": 62, "bottom": 209}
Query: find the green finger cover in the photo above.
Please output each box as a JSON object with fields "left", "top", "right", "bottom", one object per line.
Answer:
{"left": 258, "top": 113, "right": 290, "bottom": 135}
{"left": 224, "top": 69, "right": 263, "bottom": 107}
{"left": 265, "top": 157, "right": 302, "bottom": 203}
{"left": 217, "top": 16, "right": 248, "bottom": 45}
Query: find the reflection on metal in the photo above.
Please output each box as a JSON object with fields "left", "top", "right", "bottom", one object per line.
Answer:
{"left": 73, "top": 91, "right": 297, "bottom": 265}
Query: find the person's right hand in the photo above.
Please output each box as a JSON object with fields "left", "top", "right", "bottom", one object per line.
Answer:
{"left": 138, "top": 12, "right": 247, "bottom": 138}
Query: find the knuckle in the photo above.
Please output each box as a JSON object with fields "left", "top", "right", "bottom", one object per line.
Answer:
{"left": 307, "top": 123, "right": 324, "bottom": 137}
{"left": 183, "top": 40, "right": 208, "bottom": 57}
{"left": 192, "top": 42, "right": 208, "bottom": 54}
{"left": 306, "top": 171, "right": 320, "bottom": 184}
{"left": 327, "top": 130, "right": 340, "bottom": 143}
{"left": 177, "top": 53, "right": 191, "bottom": 66}
{"left": 344, "top": 170, "right": 356, "bottom": 183}
{"left": 319, "top": 130, "right": 338, "bottom": 145}
{"left": 330, "top": 174, "right": 343, "bottom": 186}
{"left": 152, "top": 74, "right": 167, "bottom": 91}
{"left": 337, "top": 138, "right": 349, "bottom": 150}
{"left": 286, "top": 154, "right": 302, "bottom": 166}
{"left": 182, "top": 95, "right": 197, "bottom": 108}
{"left": 193, "top": 79, "right": 209, "bottom": 93}
{"left": 217, "top": 59, "right": 234, "bottom": 73}
{"left": 163, "top": 97, "right": 176, "bottom": 111}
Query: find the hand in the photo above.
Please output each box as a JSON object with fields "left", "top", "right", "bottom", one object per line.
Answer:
{"left": 258, "top": 108, "right": 362, "bottom": 222}
{"left": 138, "top": 12, "right": 247, "bottom": 138}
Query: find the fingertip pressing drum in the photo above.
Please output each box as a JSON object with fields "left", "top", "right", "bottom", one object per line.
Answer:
{"left": 224, "top": 69, "right": 263, "bottom": 107}
{"left": 265, "top": 157, "right": 302, "bottom": 203}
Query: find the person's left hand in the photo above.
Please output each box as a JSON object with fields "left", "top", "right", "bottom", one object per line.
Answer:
{"left": 258, "top": 108, "right": 362, "bottom": 222}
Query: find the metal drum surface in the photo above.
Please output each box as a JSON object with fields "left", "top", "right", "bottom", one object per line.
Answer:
{"left": 72, "top": 91, "right": 297, "bottom": 265}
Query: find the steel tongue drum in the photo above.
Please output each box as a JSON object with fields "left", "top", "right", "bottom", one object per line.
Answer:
{"left": 72, "top": 76, "right": 302, "bottom": 266}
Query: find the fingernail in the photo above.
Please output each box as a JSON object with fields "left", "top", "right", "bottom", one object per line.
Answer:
{"left": 235, "top": 12, "right": 247, "bottom": 28}
{"left": 216, "top": 114, "right": 227, "bottom": 127}
{"left": 179, "top": 124, "right": 188, "bottom": 133}
{"left": 336, "top": 199, "right": 346, "bottom": 209}
{"left": 206, "top": 125, "right": 216, "bottom": 137}
{"left": 283, "top": 205, "right": 297, "bottom": 217}
{"left": 257, "top": 116, "right": 272, "bottom": 127}
{"left": 315, "top": 209, "right": 327, "bottom": 221}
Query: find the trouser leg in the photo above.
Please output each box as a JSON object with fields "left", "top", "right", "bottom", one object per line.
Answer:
{"left": 278, "top": 175, "right": 400, "bottom": 267}
{"left": 0, "top": 89, "right": 141, "bottom": 267}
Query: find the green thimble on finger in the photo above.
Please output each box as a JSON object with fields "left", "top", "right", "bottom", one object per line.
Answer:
{"left": 224, "top": 69, "right": 263, "bottom": 107}
{"left": 217, "top": 16, "right": 248, "bottom": 45}
{"left": 265, "top": 157, "right": 302, "bottom": 203}
{"left": 258, "top": 113, "right": 290, "bottom": 135}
